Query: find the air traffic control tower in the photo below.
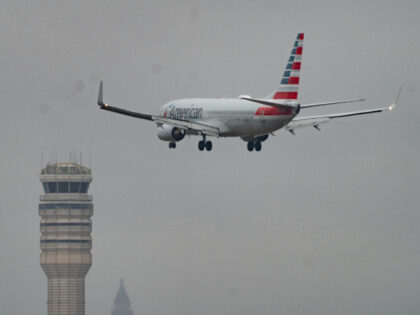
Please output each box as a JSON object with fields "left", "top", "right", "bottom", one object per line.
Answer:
{"left": 39, "top": 162, "right": 93, "bottom": 315}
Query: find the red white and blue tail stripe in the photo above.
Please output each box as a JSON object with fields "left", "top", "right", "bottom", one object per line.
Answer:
{"left": 273, "top": 33, "right": 304, "bottom": 100}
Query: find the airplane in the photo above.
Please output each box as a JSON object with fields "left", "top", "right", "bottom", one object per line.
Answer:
{"left": 97, "top": 33, "right": 400, "bottom": 152}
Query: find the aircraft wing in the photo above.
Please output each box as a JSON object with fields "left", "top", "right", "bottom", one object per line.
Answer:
{"left": 97, "top": 81, "right": 220, "bottom": 137}
{"left": 284, "top": 108, "right": 389, "bottom": 134}
{"left": 285, "top": 87, "right": 401, "bottom": 134}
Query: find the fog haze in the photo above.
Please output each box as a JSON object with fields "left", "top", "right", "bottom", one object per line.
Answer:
{"left": 0, "top": 1, "right": 419, "bottom": 314}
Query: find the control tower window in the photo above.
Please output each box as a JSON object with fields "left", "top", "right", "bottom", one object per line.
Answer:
{"left": 70, "top": 182, "right": 81, "bottom": 193}
{"left": 58, "top": 182, "right": 69, "bottom": 193}
{"left": 48, "top": 182, "right": 57, "bottom": 193}
{"left": 80, "top": 182, "right": 89, "bottom": 193}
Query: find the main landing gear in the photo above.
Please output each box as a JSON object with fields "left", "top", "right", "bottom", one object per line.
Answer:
{"left": 198, "top": 135, "right": 212, "bottom": 151}
{"left": 169, "top": 142, "right": 176, "bottom": 149}
{"left": 247, "top": 140, "right": 262, "bottom": 152}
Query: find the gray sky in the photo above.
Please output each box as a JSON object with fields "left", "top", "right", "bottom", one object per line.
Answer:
{"left": 1, "top": 0, "right": 419, "bottom": 314}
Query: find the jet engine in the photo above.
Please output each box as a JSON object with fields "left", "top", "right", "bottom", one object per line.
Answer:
{"left": 157, "top": 125, "right": 186, "bottom": 142}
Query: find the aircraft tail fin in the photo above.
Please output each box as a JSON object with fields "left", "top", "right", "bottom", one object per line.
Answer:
{"left": 266, "top": 33, "right": 304, "bottom": 100}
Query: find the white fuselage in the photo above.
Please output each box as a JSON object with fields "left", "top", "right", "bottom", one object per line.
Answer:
{"left": 159, "top": 98, "right": 298, "bottom": 140}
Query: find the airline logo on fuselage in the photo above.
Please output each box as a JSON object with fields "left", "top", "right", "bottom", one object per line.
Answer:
{"left": 166, "top": 104, "right": 203, "bottom": 120}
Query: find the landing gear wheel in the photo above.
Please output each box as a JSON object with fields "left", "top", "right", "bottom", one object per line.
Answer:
{"left": 198, "top": 140, "right": 205, "bottom": 151}
{"left": 254, "top": 141, "right": 262, "bottom": 152}
{"left": 247, "top": 141, "right": 254, "bottom": 151}
{"left": 205, "top": 141, "right": 212, "bottom": 151}
{"left": 169, "top": 142, "right": 176, "bottom": 149}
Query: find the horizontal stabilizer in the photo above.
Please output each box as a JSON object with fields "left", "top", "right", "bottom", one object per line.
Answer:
{"left": 300, "top": 98, "right": 365, "bottom": 109}
{"left": 239, "top": 96, "right": 297, "bottom": 109}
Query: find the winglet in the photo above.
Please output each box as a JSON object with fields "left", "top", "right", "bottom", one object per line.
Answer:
{"left": 97, "top": 81, "right": 106, "bottom": 107}
{"left": 389, "top": 86, "right": 402, "bottom": 111}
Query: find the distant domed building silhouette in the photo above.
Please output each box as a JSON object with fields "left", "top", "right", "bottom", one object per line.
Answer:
{"left": 112, "top": 279, "right": 133, "bottom": 315}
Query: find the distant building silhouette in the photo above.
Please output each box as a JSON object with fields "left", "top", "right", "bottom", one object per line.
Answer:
{"left": 112, "top": 279, "right": 133, "bottom": 315}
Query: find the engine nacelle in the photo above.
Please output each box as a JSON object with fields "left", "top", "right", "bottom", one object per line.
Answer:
{"left": 157, "top": 125, "right": 186, "bottom": 142}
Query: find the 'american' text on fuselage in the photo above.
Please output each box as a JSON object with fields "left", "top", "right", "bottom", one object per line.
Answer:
{"left": 166, "top": 106, "right": 203, "bottom": 120}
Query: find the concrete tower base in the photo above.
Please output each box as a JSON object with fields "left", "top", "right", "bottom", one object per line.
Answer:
{"left": 47, "top": 279, "right": 86, "bottom": 314}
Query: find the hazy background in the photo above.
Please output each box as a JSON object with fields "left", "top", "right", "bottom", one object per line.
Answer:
{"left": 0, "top": 0, "right": 419, "bottom": 314}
